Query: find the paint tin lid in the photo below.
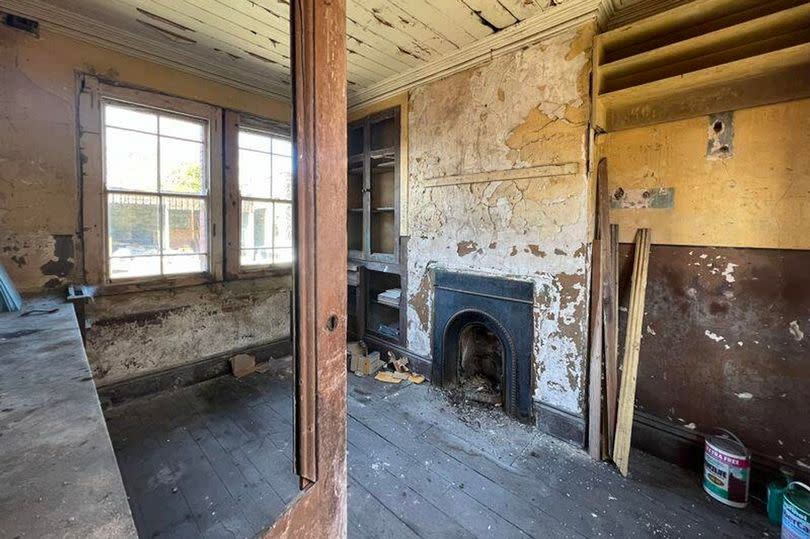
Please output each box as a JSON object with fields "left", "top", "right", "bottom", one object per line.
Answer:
{"left": 787, "top": 482, "right": 810, "bottom": 512}
{"left": 707, "top": 431, "right": 749, "bottom": 459}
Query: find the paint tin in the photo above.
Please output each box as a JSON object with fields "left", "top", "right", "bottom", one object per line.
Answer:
{"left": 703, "top": 429, "right": 750, "bottom": 508}
{"left": 782, "top": 481, "right": 810, "bottom": 539}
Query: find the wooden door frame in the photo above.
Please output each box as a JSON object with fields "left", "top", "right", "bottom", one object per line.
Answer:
{"left": 265, "top": 0, "right": 348, "bottom": 536}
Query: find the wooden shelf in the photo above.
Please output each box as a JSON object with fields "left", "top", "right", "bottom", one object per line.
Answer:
{"left": 599, "top": 3, "right": 810, "bottom": 93}
{"left": 594, "top": 0, "right": 810, "bottom": 131}
{"left": 599, "top": 43, "right": 810, "bottom": 131}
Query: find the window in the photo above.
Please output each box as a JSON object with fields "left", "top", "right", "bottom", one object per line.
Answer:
{"left": 102, "top": 101, "right": 210, "bottom": 280}
{"left": 237, "top": 129, "right": 293, "bottom": 267}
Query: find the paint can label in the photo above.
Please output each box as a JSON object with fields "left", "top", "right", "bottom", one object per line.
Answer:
{"left": 703, "top": 442, "right": 750, "bottom": 506}
{"left": 783, "top": 493, "right": 810, "bottom": 539}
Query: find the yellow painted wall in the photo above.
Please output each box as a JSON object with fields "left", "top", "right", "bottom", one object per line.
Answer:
{"left": 0, "top": 25, "right": 290, "bottom": 291}
{"left": 597, "top": 98, "right": 810, "bottom": 249}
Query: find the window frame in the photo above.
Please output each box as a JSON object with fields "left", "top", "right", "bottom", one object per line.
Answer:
{"left": 79, "top": 76, "right": 223, "bottom": 292}
{"left": 224, "top": 110, "right": 293, "bottom": 279}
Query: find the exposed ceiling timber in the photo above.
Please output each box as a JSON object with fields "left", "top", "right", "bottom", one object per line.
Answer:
{"left": 0, "top": 0, "right": 615, "bottom": 107}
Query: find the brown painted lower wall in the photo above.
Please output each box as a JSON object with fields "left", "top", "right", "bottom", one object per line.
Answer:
{"left": 617, "top": 243, "right": 810, "bottom": 474}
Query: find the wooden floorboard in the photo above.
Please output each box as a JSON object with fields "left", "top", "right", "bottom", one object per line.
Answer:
{"left": 105, "top": 369, "right": 776, "bottom": 538}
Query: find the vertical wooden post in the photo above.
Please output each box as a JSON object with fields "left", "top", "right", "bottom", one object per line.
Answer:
{"left": 265, "top": 0, "right": 347, "bottom": 536}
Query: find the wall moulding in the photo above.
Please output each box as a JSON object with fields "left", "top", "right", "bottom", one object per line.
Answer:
{"left": 423, "top": 162, "right": 579, "bottom": 189}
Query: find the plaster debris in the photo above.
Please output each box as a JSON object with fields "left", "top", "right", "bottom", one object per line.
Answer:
{"left": 737, "top": 341, "right": 743, "bottom": 347}
{"left": 789, "top": 320, "right": 804, "bottom": 341}
{"left": 798, "top": 459, "right": 810, "bottom": 471}
{"left": 735, "top": 392, "right": 753, "bottom": 400}
{"left": 721, "top": 262, "right": 738, "bottom": 283}
{"left": 704, "top": 330, "right": 725, "bottom": 342}
{"left": 699, "top": 254, "right": 708, "bottom": 259}
{"left": 646, "top": 325, "right": 656, "bottom": 336}
{"left": 684, "top": 423, "right": 697, "bottom": 430}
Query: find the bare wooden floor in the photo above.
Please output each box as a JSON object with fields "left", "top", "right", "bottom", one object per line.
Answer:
{"left": 106, "top": 370, "right": 775, "bottom": 538}
{"left": 105, "top": 370, "right": 299, "bottom": 538}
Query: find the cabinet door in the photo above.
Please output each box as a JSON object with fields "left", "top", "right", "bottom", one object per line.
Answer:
{"left": 367, "top": 110, "right": 399, "bottom": 263}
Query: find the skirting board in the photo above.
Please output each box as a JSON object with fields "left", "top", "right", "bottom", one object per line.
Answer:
{"left": 632, "top": 410, "right": 808, "bottom": 497}
{"left": 535, "top": 401, "right": 587, "bottom": 447}
{"left": 97, "top": 337, "right": 292, "bottom": 408}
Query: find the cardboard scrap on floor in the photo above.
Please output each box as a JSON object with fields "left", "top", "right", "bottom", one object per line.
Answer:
{"left": 374, "top": 371, "right": 402, "bottom": 384}
{"left": 353, "top": 351, "right": 384, "bottom": 376}
{"left": 348, "top": 342, "right": 386, "bottom": 376}
{"left": 408, "top": 373, "right": 425, "bottom": 384}
{"left": 231, "top": 354, "right": 257, "bottom": 378}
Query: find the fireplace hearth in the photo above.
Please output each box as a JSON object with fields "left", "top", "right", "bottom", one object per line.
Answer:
{"left": 431, "top": 270, "right": 534, "bottom": 421}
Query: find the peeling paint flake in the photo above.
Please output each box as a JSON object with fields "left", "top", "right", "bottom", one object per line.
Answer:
{"left": 721, "top": 262, "right": 738, "bottom": 283}
{"left": 789, "top": 320, "right": 805, "bottom": 342}
{"left": 704, "top": 330, "right": 725, "bottom": 343}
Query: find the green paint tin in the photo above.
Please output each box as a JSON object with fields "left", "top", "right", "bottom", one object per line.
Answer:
{"left": 783, "top": 481, "right": 810, "bottom": 539}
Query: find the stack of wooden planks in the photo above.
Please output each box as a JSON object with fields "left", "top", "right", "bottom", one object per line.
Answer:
{"left": 588, "top": 158, "right": 652, "bottom": 475}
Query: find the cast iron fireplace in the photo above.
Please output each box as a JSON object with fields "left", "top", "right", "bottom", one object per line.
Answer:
{"left": 431, "top": 270, "right": 534, "bottom": 421}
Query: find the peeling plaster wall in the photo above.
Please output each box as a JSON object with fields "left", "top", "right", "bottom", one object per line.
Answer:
{"left": 1, "top": 26, "right": 292, "bottom": 382}
{"left": 406, "top": 22, "right": 596, "bottom": 416}
{"left": 86, "top": 277, "right": 291, "bottom": 386}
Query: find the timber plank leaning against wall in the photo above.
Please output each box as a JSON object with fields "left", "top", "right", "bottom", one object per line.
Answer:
{"left": 597, "top": 97, "right": 810, "bottom": 250}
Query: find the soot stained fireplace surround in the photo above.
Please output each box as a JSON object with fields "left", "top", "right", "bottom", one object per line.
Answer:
{"left": 432, "top": 269, "right": 534, "bottom": 422}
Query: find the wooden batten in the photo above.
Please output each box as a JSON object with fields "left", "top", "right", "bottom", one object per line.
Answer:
{"left": 613, "top": 228, "right": 651, "bottom": 476}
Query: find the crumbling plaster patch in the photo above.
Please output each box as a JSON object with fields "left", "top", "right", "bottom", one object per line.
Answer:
{"left": 406, "top": 22, "right": 595, "bottom": 415}
{"left": 86, "top": 278, "right": 291, "bottom": 385}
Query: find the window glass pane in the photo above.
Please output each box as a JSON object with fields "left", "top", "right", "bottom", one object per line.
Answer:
{"left": 239, "top": 149, "right": 272, "bottom": 198}
{"left": 160, "top": 115, "right": 204, "bottom": 141}
{"left": 105, "top": 127, "right": 158, "bottom": 191}
{"left": 273, "top": 137, "right": 292, "bottom": 156}
{"left": 274, "top": 248, "right": 293, "bottom": 264}
{"left": 271, "top": 155, "right": 293, "bottom": 200}
{"left": 273, "top": 202, "right": 293, "bottom": 248}
{"left": 109, "top": 256, "right": 161, "bottom": 279}
{"left": 164, "top": 254, "right": 207, "bottom": 275}
{"left": 105, "top": 104, "right": 157, "bottom": 133}
{"left": 241, "top": 248, "right": 274, "bottom": 267}
{"left": 241, "top": 200, "right": 273, "bottom": 249}
{"left": 164, "top": 197, "right": 207, "bottom": 255}
{"left": 108, "top": 193, "right": 160, "bottom": 257}
{"left": 239, "top": 130, "right": 272, "bottom": 152}
{"left": 160, "top": 138, "right": 206, "bottom": 194}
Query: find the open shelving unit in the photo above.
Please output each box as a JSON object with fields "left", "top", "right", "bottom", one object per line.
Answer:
{"left": 593, "top": 0, "right": 810, "bottom": 132}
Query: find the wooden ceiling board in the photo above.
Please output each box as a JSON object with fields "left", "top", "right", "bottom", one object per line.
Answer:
{"left": 0, "top": 0, "right": 602, "bottom": 103}
{"left": 459, "top": 0, "right": 519, "bottom": 30}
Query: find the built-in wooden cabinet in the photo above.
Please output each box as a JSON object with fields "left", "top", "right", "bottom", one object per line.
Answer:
{"left": 347, "top": 109, "right": 400, "bottom": 263}
{"left": 346, "top": 107, "right": 406, "bottom": 348}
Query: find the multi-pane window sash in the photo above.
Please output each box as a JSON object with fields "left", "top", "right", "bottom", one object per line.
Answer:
{"left": 102, "top": 101, "right": 210, "bottom": 280}
{"left": 237, "top": 128, "right": 293, "bottom": 267}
